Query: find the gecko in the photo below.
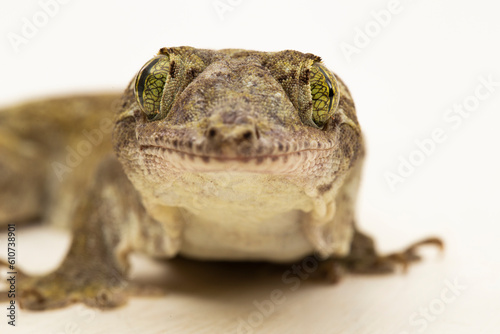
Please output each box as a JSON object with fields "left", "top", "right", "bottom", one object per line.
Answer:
{"left": 0, "top": 46, "right": 442, "bottom": 310}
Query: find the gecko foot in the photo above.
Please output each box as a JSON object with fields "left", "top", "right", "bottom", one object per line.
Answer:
{"left": 19, "top": 268, "right": 128, "bottom": 310}
{"left": 1, "top": 258, "right": 129, "bottom": 310}
{"left": 1, "top": 259, "right": 169, "bottom": 310}
{"left": 320, "top": 231, "right": 444, "bottom": 283}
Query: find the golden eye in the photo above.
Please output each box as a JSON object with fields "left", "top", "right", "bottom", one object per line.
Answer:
{"left": 309, "top": 63, "right": 339, "bottom": 128}
{"left": 134, "top": 54, "right": 170, "bottom": 120}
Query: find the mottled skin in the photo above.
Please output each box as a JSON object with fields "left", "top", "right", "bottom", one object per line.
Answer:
{"left": 0, "top": 47, "right": 441, "bottom": 310}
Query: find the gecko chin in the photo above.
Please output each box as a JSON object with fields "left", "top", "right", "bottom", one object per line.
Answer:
{"left": 139, "top": 144, "right": 334, "bottom": 175}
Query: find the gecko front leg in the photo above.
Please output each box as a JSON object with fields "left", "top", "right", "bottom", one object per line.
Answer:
{"left": 2, "top": 156, "right": 182, "bottom": 310}
{"left": 303, "top": 157, "right": 443, "bottom": 282}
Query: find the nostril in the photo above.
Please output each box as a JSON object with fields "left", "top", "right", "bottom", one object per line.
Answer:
{"left": 207, "top": 128, "right": 218, "bottom": 138}
{"left": 242, "top": 130, "right": 253, "bottom": 141}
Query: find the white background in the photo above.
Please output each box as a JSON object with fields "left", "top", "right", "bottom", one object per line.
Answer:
{"left": 1, "top": 0, "right": 499, "bottom": 333}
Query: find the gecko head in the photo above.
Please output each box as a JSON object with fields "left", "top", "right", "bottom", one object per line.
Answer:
{"left": 113, "top": 47, "right": 363, "bottom": 202}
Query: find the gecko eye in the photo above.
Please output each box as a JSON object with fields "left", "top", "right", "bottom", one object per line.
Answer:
{"left": 134, "top": 54, "right": 170, "bottom": 120}
{"left": 309, "top": 63, "right": 339, "bottom": 128}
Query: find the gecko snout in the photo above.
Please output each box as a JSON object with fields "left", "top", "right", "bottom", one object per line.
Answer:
{"left": 205, "top": 121, "right": 260, "bottom": 147}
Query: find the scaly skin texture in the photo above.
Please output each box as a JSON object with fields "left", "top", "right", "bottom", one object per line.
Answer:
{"left": 0, "top": 47, "right": 442, "bottom": 310}
{"left": 0, "top": 95, "right": 118, "bottom": 227}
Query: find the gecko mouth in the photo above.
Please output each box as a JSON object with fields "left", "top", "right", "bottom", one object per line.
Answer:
{"left": 139, "top": 144, "right": 335, "bottom": 174}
